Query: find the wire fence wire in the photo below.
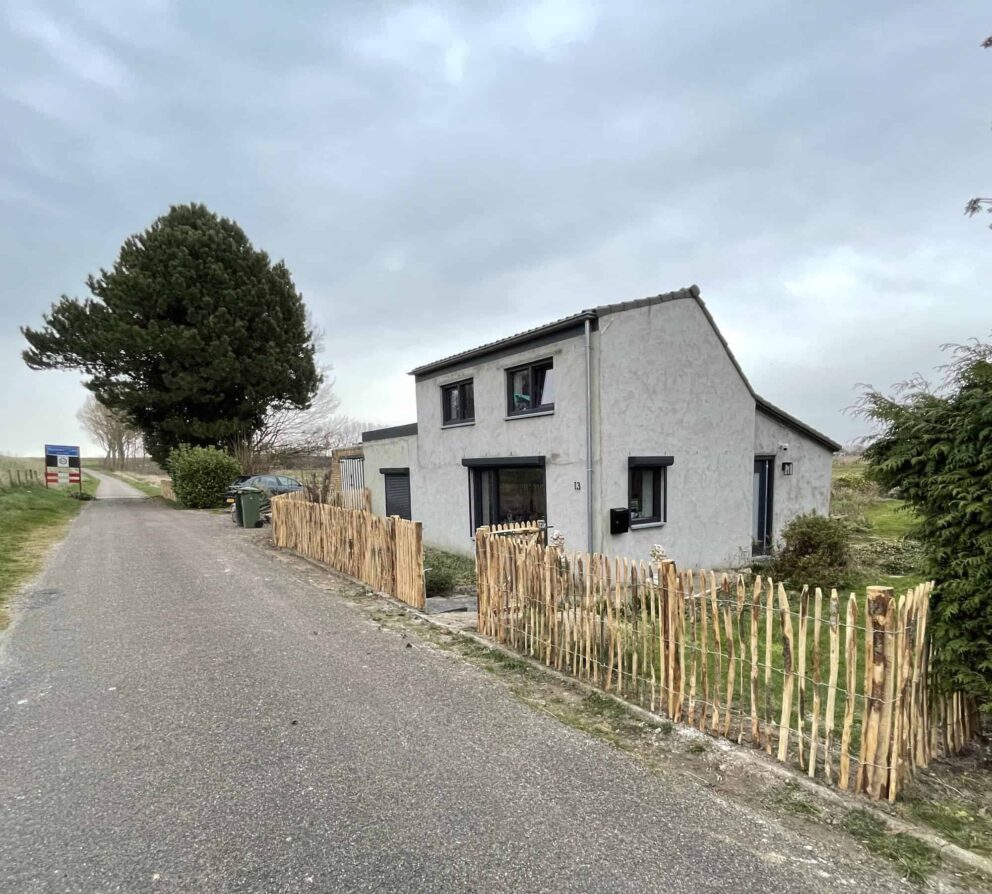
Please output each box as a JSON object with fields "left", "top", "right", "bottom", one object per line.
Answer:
{"left": 474, "top": 527, "right": 981, "bottom": 803}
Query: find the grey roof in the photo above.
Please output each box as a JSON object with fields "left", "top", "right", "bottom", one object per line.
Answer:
{"left": 361, "top": 423, "right": 418, "bottom": 442}
{"left": 408, "top": 284, "right": 840, "bottom": 452}
{"left": 754, "top": 397, "right": 841, "bottom": 453}
{"left": 409, "top": 285, "right": 702, "bottom": 377}
{"left": 408, "top": 311, "right": 597, "bottom": 378}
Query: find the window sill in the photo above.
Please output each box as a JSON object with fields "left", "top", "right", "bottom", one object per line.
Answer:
{"left": 630, "top": 520, "right": 666, "bottom": 530}
{"left": 504, "top": 409, "right": 555, "bottom": 421}
{"left": 442, "top": 421, "right": 475, "bottom": 429}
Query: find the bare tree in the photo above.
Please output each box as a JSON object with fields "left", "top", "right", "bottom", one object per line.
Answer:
{"left": 965, "top": 36, "right": 992, "bottom": 223}
{"left": 232, "top": 377, "right": 376, "bottom": 473}
{"left": 77, "top": 396, "right": 144, "bottom": 469}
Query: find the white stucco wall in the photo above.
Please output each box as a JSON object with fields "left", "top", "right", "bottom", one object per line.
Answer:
{"left": 362, "top": 434, "right": 417, "bottom": 519}
{"left": 411, "top": 333, "right": 590, "bottom": 555}
{"left": 366, "top": 293, "right": 837, "bottom": 566}
{"left": 595, "top": 297, "right": 756, "bottom": 567}
{"left": 753, "top": 411, "right": 834, "bottom": 547}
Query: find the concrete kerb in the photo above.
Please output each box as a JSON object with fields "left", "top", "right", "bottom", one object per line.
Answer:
{"left": 275, "top": 544, "right": 992, "bottom": 882}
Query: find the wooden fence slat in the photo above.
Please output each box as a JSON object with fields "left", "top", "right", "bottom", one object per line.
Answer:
{"left": 698, "top": 570, "right": 709, "bottom": 731}
{"left": 808, "top": 587, "right": 823, "bottom": 778}
{"left": 687, "top": 572, "right": 699, "bottom": 726}
{"left": 889, "top": 591, "right": 909, "bottom": 802}
{"left": 777, "top": 583, "right": 795, "bottom": 763}
{"left": 796, "top": 585, "right": 809, "bottom": 770}
{"left": 676, "top": 567, "right": 687, "bottom": 722}
{"left": 823, "top": 590, "right": 840, "bottom": 783}
{"left": 722, "top": 575, "right": 735, "bottom": 738}
{"left": 839, "top": 594, "right": 859, "bottom": 791}
{"left": 709, "top": 572, "right": 722, "bottom": 734}
{"left": 735, "top": 575, "right": 746, "bottom": 744}
{"left": 749, "top": 576, "right": 761, "bottom": 745}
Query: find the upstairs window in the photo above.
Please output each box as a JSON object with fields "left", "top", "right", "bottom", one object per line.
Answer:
{"left": 442, "top": 379, "right": 474, "bottom": 425}
{"left": 506, "top": 359, "right": 555, "bottom": 416}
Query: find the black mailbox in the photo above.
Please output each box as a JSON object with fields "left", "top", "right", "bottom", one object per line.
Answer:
{"left": 609, "top": 507, "right": 630, "bottom": 535}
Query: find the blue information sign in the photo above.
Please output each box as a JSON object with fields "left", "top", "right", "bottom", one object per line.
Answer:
{"left": 44, "top": 444, "right": 82, "bottom": 490}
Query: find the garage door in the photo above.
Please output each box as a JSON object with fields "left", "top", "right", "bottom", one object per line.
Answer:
{"left": 383, "top": 470, "right": 411, "bottom": 520}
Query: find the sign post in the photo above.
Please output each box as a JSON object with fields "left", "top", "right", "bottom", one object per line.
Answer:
{"left": 44, "top": 445, "right": 81, "bottom": 493}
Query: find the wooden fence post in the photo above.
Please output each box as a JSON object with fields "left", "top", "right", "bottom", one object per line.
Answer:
{"left": 860, "top": 586, "right": 894, "bottom": 799}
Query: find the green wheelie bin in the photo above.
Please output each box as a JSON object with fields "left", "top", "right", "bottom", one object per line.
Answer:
{"left": 235, "top": 487, "right": 264, "bottom": 528}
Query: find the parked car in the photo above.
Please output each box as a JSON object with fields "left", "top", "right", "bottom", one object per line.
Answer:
{"left": 224, "top": 474, "right": 305, "bottom": 519}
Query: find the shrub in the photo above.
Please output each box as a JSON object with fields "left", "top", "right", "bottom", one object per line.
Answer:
{"left": 771, "top": 513, "right": 852, "bottom": 588}
{"left": 424, "top": 564, "right": 456, "bottom": 598}
{"left": 850, "top": 538, "right": 924, "bottom": 576}
{"left": 168, "top": 445, "right": 241, "bottom": 509}
{"left": 423, "top": 547, "right": 476, "bottom": 585}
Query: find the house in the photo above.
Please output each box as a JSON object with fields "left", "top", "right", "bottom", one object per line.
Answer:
{"left": 361, "top": 285, "right": 840, "bottom": 567}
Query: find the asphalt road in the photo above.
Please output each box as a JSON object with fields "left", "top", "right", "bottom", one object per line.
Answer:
{"left": 0, "top": 474, "right": 908, "bottom": 893}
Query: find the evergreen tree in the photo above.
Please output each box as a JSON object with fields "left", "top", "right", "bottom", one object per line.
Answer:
{"left": 23, "top": 204, "right": 320, "bottom": 465}
{"left": 860, "top": 341, "right": 992, "bottom": 710}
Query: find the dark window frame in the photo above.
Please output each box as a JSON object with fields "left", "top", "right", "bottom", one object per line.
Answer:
{"left": 753, "top": 455, "right": 775, "bottom": 555}
{"left": 627, "top": 459, "right": 670, "bottom": 526}
{"left": 465, "top": 459, "right": 547, "bottom": 536}
{"left": 505, "top": 358, "right": 555, "bottom": 417}
{"left": 441, "top": 378, "right": 475, "bottom": 426}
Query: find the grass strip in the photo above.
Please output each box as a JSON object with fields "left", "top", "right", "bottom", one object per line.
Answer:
{"left": 844, "top": 809, "right": 941, "bottom": 884}
{"left": 0, "top": 480, "right": 97, "bottom": 621}
{"left": 909, "top": 799, "right": 992, "bottom": 858}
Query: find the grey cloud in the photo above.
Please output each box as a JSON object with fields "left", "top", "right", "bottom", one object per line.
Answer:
{"left": 1, "top": 0, "right": 989, "bottom": 454}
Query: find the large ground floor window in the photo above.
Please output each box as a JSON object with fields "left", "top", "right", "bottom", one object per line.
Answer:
{"left": 463, "top": 458, "right": 546, "bottom": 533}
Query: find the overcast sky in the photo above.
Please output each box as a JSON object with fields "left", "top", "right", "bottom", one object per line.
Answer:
{"left": 1, "top": 1, "right": 989, "bottom": 457}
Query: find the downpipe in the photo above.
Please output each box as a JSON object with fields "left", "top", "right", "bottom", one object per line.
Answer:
{"left": 585, "top": 317, "right": 594, "bottom": 553}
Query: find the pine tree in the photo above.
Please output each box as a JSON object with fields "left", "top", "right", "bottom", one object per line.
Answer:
{"left": 23, "top": 204, "right": 321, "bottom": 465}
{"left": 860, "top": 342, "right": 992, "bottom": 710}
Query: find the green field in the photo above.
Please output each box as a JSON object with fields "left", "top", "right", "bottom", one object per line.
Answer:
{"left": 0, "top": 465, "right": 99, "bottom": 622}
{"left": 832, "top": 459, "right": 917, "bottom": 537}
{"left": 0, "top": 455, "right": 45, "bottom": 486}
{"left": 831, "top": 459, "right": 926, "bottom": 592}
{"left": 863, "top": 498, "right": 915, "bottom": 540}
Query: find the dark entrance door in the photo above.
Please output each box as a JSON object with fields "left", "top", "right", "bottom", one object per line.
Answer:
{"left": 753, "top": 457, "right": 774, "bottom": 555}
{"left": 383, "top": 470, "right": 411, "bottom": 520}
